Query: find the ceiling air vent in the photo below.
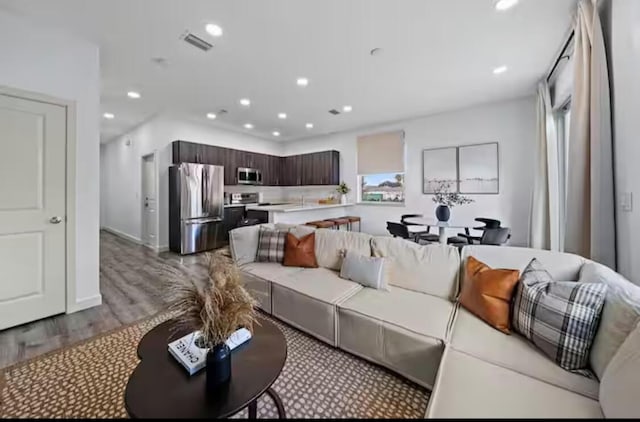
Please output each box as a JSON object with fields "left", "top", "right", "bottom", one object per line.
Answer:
{"left": 328, "top": 109, "right": 340, "bottom": 115}
{"left": 181, "top": 32, "right": 213, "bottom": 52}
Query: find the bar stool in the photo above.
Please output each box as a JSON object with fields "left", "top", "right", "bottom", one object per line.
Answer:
{"left": 305, "top": 220, "right": 336, "bottom": 229}
{"left": 325, "top": 217, "right": 350, "bottom": 231}
{"left": 343, "top": 216, "right": 361, "bottom": 232}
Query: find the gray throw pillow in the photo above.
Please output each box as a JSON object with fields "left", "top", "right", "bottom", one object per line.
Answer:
{"left": 512, "top": 258, "right": 607, "bottom": 374}
{"left": 255, "top": 228, "right": 287, "bottom": 263}
{"left": 339, "top": 252, "right": 388, "bottom": 290}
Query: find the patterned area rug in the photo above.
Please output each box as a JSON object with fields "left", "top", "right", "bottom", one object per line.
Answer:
{"left": 0, "top": 312, "right": 429, "bottom": 418}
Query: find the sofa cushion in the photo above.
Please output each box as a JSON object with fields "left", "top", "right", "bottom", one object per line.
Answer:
{"left": 229, "top": 224, "right": 261, "bottom": 266}
{"left": 270, "top": 267, "right": 362, "bottom": 345}
{"left": 450, "top": 306, "right": 600, "bottom": 399}
{"left": 337, "top": 287, "right": 454, "bottom": 388}
{"left": 600, "top": 321, "right": 640, "bottom": 418}
{"left": 241, "top": 262, "right": 305, "bottom": 282}
{"left": 371, "top": 237, "right": 460, "bottom": 300}
{"left": 314, "top": 229, "right": 373, "bottom": 271}
{"left": 460, "top": 246, "right": 586, "bottom": 296}
{"left": 512, "top": 258, "right": 607, "bottom": 373}
{"left": 426, "top": 348, "right": 603, "bottom": 418}
{"left": 338, "top": 285, "right": 454, "bottom": 340}
{"left": 239, "top": 270, "right": 272, "bottom": 313}
{"left": 459, "top": 256, "right": 520, "bottom": 334}
{"left": 339, "top": 252, "right": 389, "bottom": 290}
{"left": 580, "top": 262, "right": 640, "bottom": 379}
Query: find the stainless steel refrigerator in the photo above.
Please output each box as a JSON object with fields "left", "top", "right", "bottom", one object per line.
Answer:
{"left": 169, "top": 163, "right": 224, "bottom": 254}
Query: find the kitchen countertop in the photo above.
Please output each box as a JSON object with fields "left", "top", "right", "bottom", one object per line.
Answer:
{"left": 246, "top": 203, "right": 355, "bottom": 213}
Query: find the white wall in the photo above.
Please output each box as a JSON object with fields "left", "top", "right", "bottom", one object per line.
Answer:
{"left": 0, "top": 10, "right": 101, "bottom": 310}
{"left": 600, "top": 0, "right": 640, "bottom": 284}
{"left": 101, "top": 115, "right": 283, "bottom": 248}
{"left": 284, "top": 97, "right": 537, "bottom": 245}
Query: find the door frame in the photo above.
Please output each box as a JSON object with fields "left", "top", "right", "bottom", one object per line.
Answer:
{"left": 0, "top": 85, "right": 77, "bottom": 314}
{"left": 140, "top": 151, "right": 159, "bottom": 250}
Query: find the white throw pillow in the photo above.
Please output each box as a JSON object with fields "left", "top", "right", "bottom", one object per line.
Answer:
{"left": 229, "top": 225, "right": 261, "bottom": 266}
{"left": 340, "top": 252, "right": 389, "bottom": 290}
{"left": 314, "top": 229, "right": 373, "bottom": 271}
{"left": 580, "top": 262, "right": 640, "bottom": 379}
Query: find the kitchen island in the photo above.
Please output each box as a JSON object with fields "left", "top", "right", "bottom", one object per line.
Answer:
{"left": 246, "top": 203, "right": 355, "bottom": 225}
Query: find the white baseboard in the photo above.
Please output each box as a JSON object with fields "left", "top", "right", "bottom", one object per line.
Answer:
{"left": 102, "top": 226, "right": 141, "bottom": 244}
{"left": 67, "top": 294, "right": 102, "bottom": 313}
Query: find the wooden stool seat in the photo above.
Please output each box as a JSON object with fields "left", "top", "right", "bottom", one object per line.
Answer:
{"left": 306, "top": 220, "right": 336, "bottom": 229}
{"left": 340, "top": 216, "right": 361, "bottom": 232}
{"left": 326, "top": 218, "right": 350, "bottom": 226}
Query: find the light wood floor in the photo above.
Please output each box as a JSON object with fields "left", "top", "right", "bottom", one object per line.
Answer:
{"left": 0, "top": 231, "right": 210, "bottom": 369}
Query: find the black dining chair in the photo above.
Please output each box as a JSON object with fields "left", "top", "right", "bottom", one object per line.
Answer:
{"left": 453, "top": 217, "right": 504, "bottom": 244}
{"left": 387, "top": 221, "right": 423, "bottom": 243}
{"left": 401, "top": 214, "right": 439, "bottom": 243}
{"left": 456, "top": 227, "right": 511, "bottom": 246}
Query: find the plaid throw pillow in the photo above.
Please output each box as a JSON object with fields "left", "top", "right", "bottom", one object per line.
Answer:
{"left": 256, "top": 228, "right": 287, "bottom": 263}
{"left": 512, "top": 258, "right": 607, "bottom": 374}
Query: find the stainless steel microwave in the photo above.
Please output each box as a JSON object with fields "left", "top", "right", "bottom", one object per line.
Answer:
{"left": 237, "top": 167, "right": 263, "bottom": 185}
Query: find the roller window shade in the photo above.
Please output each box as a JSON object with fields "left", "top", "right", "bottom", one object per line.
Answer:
{"left": 357, "top": 131, "right": 405, "bottom": 175}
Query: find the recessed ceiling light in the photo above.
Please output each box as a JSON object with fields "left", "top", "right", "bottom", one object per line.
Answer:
{"left": 244, "top": 123, "right": 254, "bottom": 129}
{"left": 205, "top": 23, "right": 223, "bottom": 37}
{"left": 103, "top": 113, "right": 115, "bottom": 119}
{"left": 495, "top": 0, "right": 518, "bottom": 11}
{"left": 206, "top": 113, "right": 217, "bottom": 120}
{"left": 272, "top": 131, "right": 280, "bottom": 137}
{"left": 296, "top": 77, "right": 309, "bottom": 86}
{"left": 493, "top": 65, "right": 508, "bottom": 75}
{"left": 278, "top": 113, "right": 287, "bottom": 119}
{"left": 239, "top": 98, "right": 251, "bottom": 107}
{"left": 305, "top": 123, "right": 314, "bottom": 129}
{"left": 342, "top": 105, "right": 353, "bottom": 113}
{"left": 127, "top": 91, "right": 141, "bottom": 99}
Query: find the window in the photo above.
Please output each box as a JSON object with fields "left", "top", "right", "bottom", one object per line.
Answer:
{"left": 357, "top": 131, "right": 405, "bottom": 204}
{"left": 360, "top": 173, "right": 405, "bottom": 203}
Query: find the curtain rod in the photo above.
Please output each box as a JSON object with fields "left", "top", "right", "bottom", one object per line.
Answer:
{"left": 546, "top": 31, "right": 575, "bottom": 82}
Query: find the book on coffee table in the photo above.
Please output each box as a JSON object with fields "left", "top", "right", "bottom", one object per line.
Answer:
{"left": 168, "top": 328, "right": 252, "bottom": 375}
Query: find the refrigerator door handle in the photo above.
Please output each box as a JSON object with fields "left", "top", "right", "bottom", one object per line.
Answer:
{"left": 184, "top": 217, "right": 222, "bottom": 225}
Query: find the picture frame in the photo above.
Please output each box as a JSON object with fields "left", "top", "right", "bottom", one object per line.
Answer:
{"left": 458, "top": 142, "right": 499, "bottom": 194}
{"left": 422, "top": 147, "right": 458, "bottom": 194}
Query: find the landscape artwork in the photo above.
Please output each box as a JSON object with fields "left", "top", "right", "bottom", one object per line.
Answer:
{"left": 422, "top": 147, "right": 458, "bottom": 194}
{"left": 458, "top": 142, "right": 499, "bottom": 194}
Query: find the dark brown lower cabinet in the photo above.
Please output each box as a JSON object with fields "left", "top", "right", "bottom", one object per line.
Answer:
{"left": 172, "top": 140, "right": 339, "bottom": 186}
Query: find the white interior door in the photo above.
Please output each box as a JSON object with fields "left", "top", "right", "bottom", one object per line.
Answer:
{"left": 0, "top": 93, "right": 67, "bottom": 330}
{"left": 142, "top": 154, "right": 157, "bottom": 246}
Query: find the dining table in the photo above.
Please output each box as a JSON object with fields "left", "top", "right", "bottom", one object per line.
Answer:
{"left": 403, "top": 217, "right": 477, "bottom": 244}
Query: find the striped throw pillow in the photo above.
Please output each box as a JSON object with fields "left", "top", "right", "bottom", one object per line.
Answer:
{"left": 255, "top": 228, "right": 287, "bottom": 263}
{"left": 512, "top": 258, "right": 607, "bottom": 374}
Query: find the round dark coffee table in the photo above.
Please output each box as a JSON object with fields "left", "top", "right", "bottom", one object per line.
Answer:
{"left": 124, "top": 317, "right": 287, "bottom": 419}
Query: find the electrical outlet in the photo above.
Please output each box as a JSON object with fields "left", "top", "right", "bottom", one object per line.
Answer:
{"left": 620, "top": 192, "right": 633, "bottom": 212}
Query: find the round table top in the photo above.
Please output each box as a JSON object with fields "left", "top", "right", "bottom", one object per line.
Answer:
{"left": 403, "top": 217, "right": 476, "bottom": 229}
{"left": 125, "top": 317, "right": 287, "bottom": 419}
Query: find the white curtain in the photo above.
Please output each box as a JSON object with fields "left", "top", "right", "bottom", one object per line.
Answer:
{"left": 530, "top": 82, "right": 559, "bottom": 250}
{"left": 564, "top": 0, "right": 616, "bottom": 268}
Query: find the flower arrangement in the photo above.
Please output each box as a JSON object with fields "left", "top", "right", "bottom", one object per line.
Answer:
{"left": 431, "top": 180, "right": 474, "bottom": 208}
{"left": 336, "top": 181, "right": 351, "bottom": 195}
{"left": 167, "top": 249, "right": 257, "bottom": 347}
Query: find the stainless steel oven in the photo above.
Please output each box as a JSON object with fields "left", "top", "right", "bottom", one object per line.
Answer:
{"left": 237, "top": 167, "right": 262, "bottom": 185}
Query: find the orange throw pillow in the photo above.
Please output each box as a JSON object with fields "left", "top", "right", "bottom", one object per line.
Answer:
{"left": 459, "top": 256, "right": 520, "bottom": 334}
{"left": 283, "top": 232, "right": 318, "bottom": 268}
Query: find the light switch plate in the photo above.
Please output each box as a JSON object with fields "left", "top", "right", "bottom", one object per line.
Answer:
{"left": 620, "top": 192, "right": 633, "bottom": 212}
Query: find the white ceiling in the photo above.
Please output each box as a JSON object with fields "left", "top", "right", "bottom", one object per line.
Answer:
{"left": 0, "top": 0, "right": 575, "bottom": 143}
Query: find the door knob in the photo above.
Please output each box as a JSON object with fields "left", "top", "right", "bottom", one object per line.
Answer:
{"left": 49, "top": 216, "right": 63, "bottom": 224}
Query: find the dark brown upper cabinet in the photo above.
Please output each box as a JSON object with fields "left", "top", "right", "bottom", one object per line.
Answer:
{"left": 172, "top": 140, "right": 339, "bottom": 186}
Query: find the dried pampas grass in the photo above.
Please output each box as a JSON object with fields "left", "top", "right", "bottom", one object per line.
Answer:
{"left": 167, "top": 249, "right": 257, "bottom": 346}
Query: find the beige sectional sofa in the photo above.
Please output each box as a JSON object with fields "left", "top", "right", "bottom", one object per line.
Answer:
{"left": 230, "top": 224, "right": 640, "bottom": 418}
